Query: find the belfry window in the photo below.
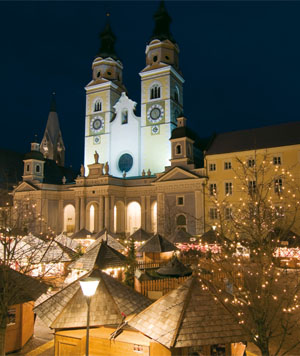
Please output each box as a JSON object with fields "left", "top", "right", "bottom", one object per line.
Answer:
{"left": 94, "top": 100, "right": 102, "bottom": 112}
{"left": 36, "top": 165, "right": 40, "bottom": 173}
{"left": 150, "top": 84, "right": 161, "bottom": 100}
{"left": 176, "top": 144, "right": 182, "bottom": 155}
{"left": 174, "top": 86, "right": 179, "bottom": 103}
{"left": 122, "top": 110, "right": 128, "bottom": 124}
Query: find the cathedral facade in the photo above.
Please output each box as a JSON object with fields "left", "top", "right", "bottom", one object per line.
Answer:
{"left": 13, "top": 3, "right": 207, "bottom": 238}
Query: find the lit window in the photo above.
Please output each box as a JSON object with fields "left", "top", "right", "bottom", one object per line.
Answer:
{"left": 7, "top": 308, "right": 16, "bottom": 325}
{"left": 274, "top": 178, "right": 283, "bottom": 194}
{"left": 150, "top": 84, "right": 161, "bottom": 100}
{"left": 224, "top": 161, "right": 232, "bottom": 170}
{"left": 177, "top": 196, "right": 184, "bottom": 206}
{"left": 94, "top": 100, "right": 102, "bottom": 112}
{"left": 248, "top": 159, "right": 255, "bottom": 167}
{"left": 273, "top": 156, "right": 281, "bottom": 165}
{"left": 209, "top": 184, "right": 217, "bottom": 196}
{"left": 209, "top": 208, "right": 218, "bottom": 220}
{"left": 209, "top": 163, "right": 216, "bottom": 171}
{"left": 248, "top": 180, "right": 256, "bottom": 195}
{"left": 176, "top": 144, "right": 182, "bottom": 155}
{"left": 225, "top": 182, "right": 233, "bottom": 195}
{"left": 122, "top": 110, "right": 128, "bottom": 124}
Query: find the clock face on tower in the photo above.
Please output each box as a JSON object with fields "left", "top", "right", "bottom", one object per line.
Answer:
{"left": 90, "top": 116, "right": 104, "bottom": 134}
{"left": 147, "top": 104, "right": 164, "bottom": 124}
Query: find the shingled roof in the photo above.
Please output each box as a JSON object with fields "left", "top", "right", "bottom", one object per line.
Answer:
{"left": 1, "top": 267, "right": 48, "bottom": 306}
{"left": 168, "top": 229, "right": 193, "bottom": 244}
{"left": 70, "top": 228, "right": 93, "bottom": 240}
{"left": 129, "top": 228, "right": 151, "bottom": 242}
{"left": 68, "top": 241, "right": 127, "bottom": 271}
{"left": 34, "top": 269, "right": 151, "bottom": 329}
{"left": 157, "top": 256, "right": 192, "bottom": 277}
{"left": 137, "top": 234, "right": 177, "bottom": 253}
{"left": 200, "top": 229, "right": 231, "bottom": 245}
{"left": 88, "top": 231, "right": 125, "bottom": 251}
{"left": 206, "top": 121, "right": 300, "bottom": 155}
{"left": 129, "top": 277, "right": 248, "bottom": 349}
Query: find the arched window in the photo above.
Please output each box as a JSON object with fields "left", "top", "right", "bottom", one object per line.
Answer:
{"left": 64, "top": 204, "right": 75, "bottom": 234}
{"left": 150, "top": 84, "right": 161, "bottom": 100}
{"left": 89, "top": 204, "right": 95, "bottom": 233}
{"left": 151, "top": 201, "right": 157, "bottom": 233}
{"left": 176, "top": 214, "right": 187, "bottom": 231}
{"left": 176, "top": 144, "right": 182, "bottom": 155}
{"left": 127, "top": 201, "right": 141, "bottom": 235}
{"left": 94, "top": 100, "right": 102, "bottom": 112}
{"left": 122, "top": 110, "right": 128, "bottom": 124}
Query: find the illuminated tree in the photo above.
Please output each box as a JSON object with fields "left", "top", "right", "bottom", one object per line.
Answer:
{"left": 202, "top": 154, "right": 300, "bottom": 356}
{"left": 124, "top": 237, "right": 136, "bottom": 288}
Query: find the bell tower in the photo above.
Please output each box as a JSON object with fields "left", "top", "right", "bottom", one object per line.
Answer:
{"left": 84, "top": 15, "right": 126, "bottom": 172}
{"left": 140, "top": 1, "right": 184, "bottom": 174}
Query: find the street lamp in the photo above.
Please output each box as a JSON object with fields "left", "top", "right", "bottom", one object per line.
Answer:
{"left": 80, "top": 276, "right": 100, "bottom": 356}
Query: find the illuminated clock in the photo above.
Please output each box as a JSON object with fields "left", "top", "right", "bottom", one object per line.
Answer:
{"left": 147, "top": 104, "right": 164, "bottom": 123}
{"left": 90, "top": 116, "right": 104, "bottom": 133}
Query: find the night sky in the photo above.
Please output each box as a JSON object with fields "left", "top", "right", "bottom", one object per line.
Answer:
{"left": 1, "top": 1, "right": 300, "bottom": 171}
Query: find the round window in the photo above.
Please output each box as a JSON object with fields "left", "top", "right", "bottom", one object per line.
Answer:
{"left": 118, "top": 153, "right": 133, "bottom": 173}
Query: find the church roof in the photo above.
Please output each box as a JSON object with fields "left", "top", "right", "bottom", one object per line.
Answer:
{"left": 42, "top": 93, "right": 63, "bottom": 147}
{"left": 68, "top": 240, "right": 127, "bottom": 271}
{"left": 35, "top": 269, "right": 151, "bottom": 329}
{"left": 149, "top": 1, "right": 175, "bottom": 44}
{"left": 137, "top": 234, "right": 177, "bottom": 253}
{"left": 43, "top": 159, "right": 76, "bottom": 184}
{"left": 129, "top": 277, "right": 248, "bottom": 348}
{"left": 170, "top": 126, "right": 197, "bottom": 141}
{"left": 206, "top": 121, "right": 300, "bottom": 155}
{"left": 97, "top": 16, "right": 119, "bottom": 61}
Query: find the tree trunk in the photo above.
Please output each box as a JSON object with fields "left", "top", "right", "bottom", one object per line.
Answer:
{"left": 0, "top": 325, "right": 6, "bottom": 356}
{"left": 258, "top": 342, "right": 270, "bottom": 356}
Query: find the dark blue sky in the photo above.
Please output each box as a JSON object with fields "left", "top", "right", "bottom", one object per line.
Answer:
{"left": 1, "top": 1, "right": 300, "bottom": 170}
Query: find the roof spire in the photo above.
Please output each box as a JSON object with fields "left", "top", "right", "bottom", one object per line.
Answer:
{"left": 50, "top": 92, "right": 56, "bottom": 112}
{"left": 149, "top": 0, "right": 175, "bottom": 44}
{"left": 97, "top": 13, "right": 119, "bottom": 61}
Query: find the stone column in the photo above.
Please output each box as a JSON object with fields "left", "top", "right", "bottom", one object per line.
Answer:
{"left": 105, "top": 195, "right": 110, "bottom": 230}
{"left": 124, "top": 197, "right": 127, "bottom": 235}
{"left": 75, "top": 197, "right": 80, "bottom": 232}
{"left": 80, "top": 196, "right": 86, "bottom": 230}
{"left": 146, "top": 196, "right": 151, "bottom": 232}
{"left": 141, "top": 196, "right": 146, "bottom": 230}
{"left": 98, "top": 196, "right": 104, "bottom": 231}
{"left": 58, "top": 199, "right": 64, "bottom": 233}
{"left": 110, "top": 195, "right": 115, "bottom": 233}
{"left": 157, "top": 193, "right": 165, "bottom": 235}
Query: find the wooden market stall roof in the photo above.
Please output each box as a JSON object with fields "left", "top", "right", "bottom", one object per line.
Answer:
{"left": 70, "top": 228, "right": 93, "bottom": 240}
{"left": 129, "top": 228, "right": 151, "bottom": 242}
{"left": 137, "top": 234, "right": 177, "bottom": 253}
{"left": 34, "top": 269, "right": 151, "bottom": 329}
{"left": 168, "top": 229, "right": 193, "bottom": 244}
{"left": 68, "top": 240, "right": 127, "bottom": 271}
{"left": 157, "top": 256, "right": 192, "bottom": 277}
{"left": 129, "top": 277, "right": 249, "bottom": 349}
{"left": 90, "top": 230, "right": 126, "bottom": 251}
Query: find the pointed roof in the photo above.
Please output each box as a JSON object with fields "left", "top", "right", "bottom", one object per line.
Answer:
{"left": 200, "top": 229, "right": 231, "bottom": 245}
{"left": 129, "top": 228, "right": 151, "bottom": 242}
{"left": 157, "top": 256, "right": 192, "bottom": 277}
{"left": 90, "top": 230, "right": 125, "bottom": 251}
{"left": 68, "top": 241, "right": 127, "bottom": 271}
{"left": 34, "top": 269, "right": 151, "bottom": 329}
{"left": 1, "top": 267, "right": 48, "bottom": 305}
{"left": 168, "top": 229, "right": 193, "bottom": 244}
{"left": 43, "top": 93, "right": 63, "bottom": 146}
{"left": 149, "top": 1, "right": 175, "bottom": 44}
{"left": 129, "top": 277, "right": 248, "bottom": 348}
{"left": 137, "top": 234, "right": 177, "bottom": 253}
{"left": 70, "top": 228, "right": 93, "bottom": 240}
{"left": 97, "top": 14, "right": 119, "bottom": 61}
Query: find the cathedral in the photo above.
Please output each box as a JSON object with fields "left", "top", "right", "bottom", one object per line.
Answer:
{"left": 12, "top": 2, "right": 300, "bottom": 238}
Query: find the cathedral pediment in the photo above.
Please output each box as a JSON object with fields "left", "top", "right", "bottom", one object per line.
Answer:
{"left": 13, "top": 181, "right": 38, "bottom": 193}
{"left": 154, "top": 167, "right": 202, "bottom": 183}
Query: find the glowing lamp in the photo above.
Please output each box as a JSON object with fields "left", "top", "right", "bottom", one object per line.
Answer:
{"left": 80, "top": 277, "right": 100, "bottom": 297}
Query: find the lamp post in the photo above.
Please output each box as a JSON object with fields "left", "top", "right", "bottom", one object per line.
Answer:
{"left": 80, "top": 276, "right": 100, "bottom": 356}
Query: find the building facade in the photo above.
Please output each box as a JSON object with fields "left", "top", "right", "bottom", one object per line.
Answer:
{"left": 12, "top": 3, "right": 300, "bottom": 238}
